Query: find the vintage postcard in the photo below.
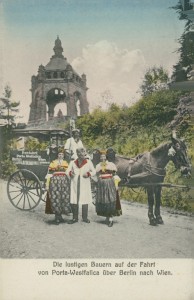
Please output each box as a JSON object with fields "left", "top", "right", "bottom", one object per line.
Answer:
{"left": 0, "top": 0, "right": 194, "bottom": 299}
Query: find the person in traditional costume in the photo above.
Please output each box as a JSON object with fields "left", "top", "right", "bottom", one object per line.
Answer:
{"left": 45, "top": 151, "right": 71, "bottom": 225}
{"left": 95, "top": 151, "right": 122, "bottom": 227}
{"left": 66, "top": 147, "right": 96, "bottom": 224}
{"left": 64, "top": 129, "right": 84, "bottom": 160}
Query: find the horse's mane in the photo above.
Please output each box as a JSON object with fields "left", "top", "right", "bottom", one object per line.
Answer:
{"left": 151, "top": 141, "right": 171, "bottom": 155}
{"left": 116, "top": 141, "right": 171, "bottom": 160}
{"left": 105, "top": 141, "right": 173, "bottom": 163}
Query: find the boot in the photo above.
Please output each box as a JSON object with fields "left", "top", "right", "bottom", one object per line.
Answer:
{"left": 82, "top": 204, "right": 90, "bottom": 223}
{"left": 68, "top": 204, "right": 78, "bottom": 224}
{"left": 54, "top": 214, "right": 60, "bottom": 225}
{"left": 58, "top": 215, "right": 65, "bottom": 223}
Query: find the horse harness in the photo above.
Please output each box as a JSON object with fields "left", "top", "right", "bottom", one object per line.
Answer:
{"left": 138, "top": 152, "right": 166, "bottom": 178}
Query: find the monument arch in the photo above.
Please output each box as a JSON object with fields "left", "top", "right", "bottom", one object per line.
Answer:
{"left": 28, "top": 36, "right": 89, "bottom": 124}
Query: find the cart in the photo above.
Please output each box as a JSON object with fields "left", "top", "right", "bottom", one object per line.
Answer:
{"left": 7, "top": 128, "right": 70, "bottom": 211}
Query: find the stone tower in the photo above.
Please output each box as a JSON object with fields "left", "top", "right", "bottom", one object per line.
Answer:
{"left": 28, "top": 36, "right": 89, "bottom": 124}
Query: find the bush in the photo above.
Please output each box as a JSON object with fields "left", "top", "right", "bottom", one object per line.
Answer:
{"left": 42, "top": 90, "right": 194, "bottom": 211}
{"left": 0, "top": 158, "right": 17, "bottom": 180}
{"left": 162, "top": 162, "right": 192, "bottom": 211}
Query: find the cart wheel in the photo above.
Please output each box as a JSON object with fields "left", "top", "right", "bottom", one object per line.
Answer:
{"left": 7, "top": 169, "right": 43, "bottom": 211}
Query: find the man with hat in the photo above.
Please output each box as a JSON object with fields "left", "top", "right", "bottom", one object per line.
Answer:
{"left": 64, "top": 129, "right": 84, "bottom": 160}
{"left": 66, "top": 147, "right": 96, "bottom": 224}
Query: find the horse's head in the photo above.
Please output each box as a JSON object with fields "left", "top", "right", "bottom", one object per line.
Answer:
{"left": 168, "top": 134, "right": 191, "bottom": 178}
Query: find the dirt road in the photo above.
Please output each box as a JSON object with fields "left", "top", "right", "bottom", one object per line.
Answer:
{"left": 0, "top": 179, "right": 193, "bottom": 258}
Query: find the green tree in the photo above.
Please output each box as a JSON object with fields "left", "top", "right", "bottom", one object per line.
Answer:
{"left": 0, "top": 85, "right": 20, "bottom": 127}
{"left": 171, "top": 3, "right": 194, "bottom": 81}
{"left": 0, "top": 85, "right": 20, "bottom": 176}
{"left": 140, "top": 66, "right": 169, "bottom": 97}
{"left": 0, "top": 85, "right": 20, "bottom": 150}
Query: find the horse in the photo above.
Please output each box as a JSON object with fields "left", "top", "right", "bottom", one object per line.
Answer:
{"left": 92, "top": 134, "right": 191, "bottom": 226}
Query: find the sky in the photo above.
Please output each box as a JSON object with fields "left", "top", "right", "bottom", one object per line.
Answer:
{"left": 0, "top": 0, "right": 186, "bottom": 122}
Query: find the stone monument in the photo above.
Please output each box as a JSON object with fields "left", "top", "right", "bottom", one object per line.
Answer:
{"left": 28, "top": 36, "right": 89, "bottom": 124}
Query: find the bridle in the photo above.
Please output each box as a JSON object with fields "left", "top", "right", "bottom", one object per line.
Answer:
{"left": 168, "top": 142, "right": 191, "bottom": 175}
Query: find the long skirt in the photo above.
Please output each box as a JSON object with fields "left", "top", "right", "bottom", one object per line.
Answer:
{"left": 96, "top": 177, "right": 122, "bottom": 217}
{"left": 45, "top": 175, "right": 71, "bottom": 215}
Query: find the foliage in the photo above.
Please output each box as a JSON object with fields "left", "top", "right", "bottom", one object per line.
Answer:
{"left": 24, "top": 138, "right": 49, "bottom": 151}
{"left": 0, "top": 158, "right": 17, "bottom": 180}
{"left": 161, "top": 162, "right": 192, "bottom": 211}
{"left": 0, "top": 85, "right": 20, "bottom": 157}
{"left": 1, "top": 80, "right": 192, "bottom": 212}
{"left": 77, "top": 89, "right": 182, "bottom": 150}
{"left": 0, "top": 85, "right": 21, "bottom": 178}
{"left": 0, "top": 120, "right": 15, "bottom": 169}
{"left": 140, "top": 66, "right": 169, "bottom": 97}
{"left": 171, "top": 4, "right": 194, "bottom": 82}
{"left": 0, "top": 138, "right": 17, "bottom": 179}
{"left": 172, "top": 31, "right": 194, "bottom": 82}
{"left": 0, "top": 85, "right": 20, "bottom": 126}
{"left": 128, "top": 90, "right": 182, "bottom": 128}
{"left": 76, "top": 88, "right": 193, "bottom": 212}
